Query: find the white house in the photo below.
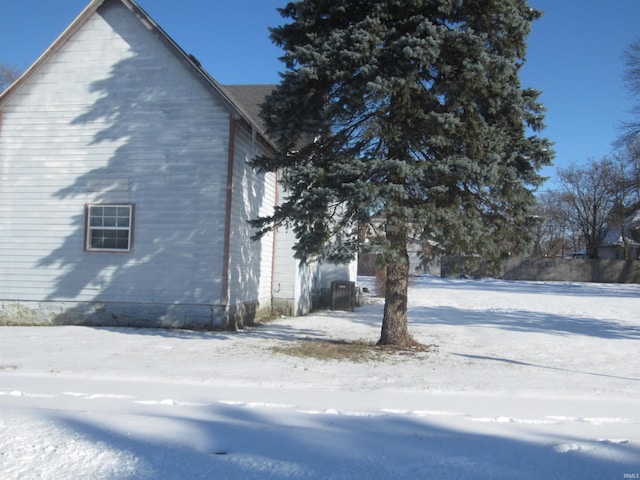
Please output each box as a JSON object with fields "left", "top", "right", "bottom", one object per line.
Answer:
{"left": 599, "top": 209, "right": 640, "bottom": 260}
{"left": 0, "top": 0, "right": 355, "bottom": 329}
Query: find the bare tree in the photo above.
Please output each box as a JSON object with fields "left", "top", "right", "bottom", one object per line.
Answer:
{"left": 617, "top": 37, "right": 640, "bottom": 146}
{"left": 610, "top": 141, "right": 640, "bottom": 258}
{"left": 532, "top": 191, "right": 573, "bottom": 257}
{"left": 613, "top": 138, "right": 640, "bottom": 205}
{"left": 0, "top": 63, "right": 20, "bottom": 92}
{"left": 0, "top": 64, "right": 21, "bottom": 91}
{"left": 557, "top": 158, "right": 619, "bottom": 259}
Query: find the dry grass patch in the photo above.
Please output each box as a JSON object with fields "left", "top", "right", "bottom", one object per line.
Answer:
{"left": 271, "top": 338, "right": 436, "bottom": 363}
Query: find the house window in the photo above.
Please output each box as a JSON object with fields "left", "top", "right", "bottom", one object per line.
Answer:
{"left": 86, "top": 204, "right": 134, "bottom": 252}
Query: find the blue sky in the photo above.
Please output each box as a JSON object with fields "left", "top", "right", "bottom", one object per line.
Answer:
{"left": 1, "top": 0, "right": 639, "bottom": 191}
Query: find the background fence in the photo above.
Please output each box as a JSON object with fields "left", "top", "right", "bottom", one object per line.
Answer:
{"left": 360, "top": 253, "right": 640, "bottom": 284}
{"left": 500, "top": 256, "right": 640, "bottom": 283}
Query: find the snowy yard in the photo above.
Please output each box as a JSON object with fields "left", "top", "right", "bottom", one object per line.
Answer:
{"left": 1, "top": 276, "right": 639, "bottom": 479}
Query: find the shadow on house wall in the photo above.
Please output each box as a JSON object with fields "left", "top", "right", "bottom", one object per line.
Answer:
{"left": 20, "top": 2, "right": 266, "bottom": 329}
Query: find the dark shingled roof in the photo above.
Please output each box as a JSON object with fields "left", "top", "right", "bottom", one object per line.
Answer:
{"left": 223, "top": 84, "right": 277, "bottom": 134}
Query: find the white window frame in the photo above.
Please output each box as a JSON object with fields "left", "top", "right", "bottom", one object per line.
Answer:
{"left": 85, "top": 204, "right": 134, "bottom": 252}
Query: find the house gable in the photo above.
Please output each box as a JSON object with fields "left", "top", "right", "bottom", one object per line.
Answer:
{"left": 1, "top": 0, "right": 274, "bottom": 149}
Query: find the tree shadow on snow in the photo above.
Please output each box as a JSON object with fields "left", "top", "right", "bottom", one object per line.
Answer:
{"left": 408, "top": 305, "right": 640, "bottom": 340}
{"left": 319, "top": 299, "right": 640, "bottom": 342}
{"left": 450, "top": 352, "right": 640, "bottom": 383}
{"left": 90, "top": 326, "right": 233, "bottom": 341}
{"left": 412, "top": 277, "right": 640, "bottom": 299}
{"left": 47, "top": 402, "right": 640, "bottom": 480}
{"left": 87, "top": 322, "right": 328, "bottom": 342}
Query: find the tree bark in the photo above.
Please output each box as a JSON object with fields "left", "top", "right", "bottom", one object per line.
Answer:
{"left": 377, "top": 218, "right": 414, "bottom": 347}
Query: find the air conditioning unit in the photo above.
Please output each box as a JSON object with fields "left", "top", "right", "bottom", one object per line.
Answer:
{"left": 330, "top": 280, "right": 356, "bottom": 312}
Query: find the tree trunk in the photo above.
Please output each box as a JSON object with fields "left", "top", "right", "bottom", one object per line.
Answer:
{"left": 377, "top": 219, "right": 414, "bottom": 347}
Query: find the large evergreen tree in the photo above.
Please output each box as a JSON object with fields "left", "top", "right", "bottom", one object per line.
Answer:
{"left": 252, "top": 0, "right": 553, "bottom": 347}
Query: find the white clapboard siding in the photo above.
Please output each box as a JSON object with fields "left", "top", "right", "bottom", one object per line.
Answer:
{"left": 0, "top": 1, "right": 236, "bottom": 307}
{"left": 272, "top": 226, "right": 298, "bottom": 300}
{"left": 271, "top": 206, "right": 321, "bottom": 316}
{"left": 227, "top": 123, "right": 276, "bottom": 305}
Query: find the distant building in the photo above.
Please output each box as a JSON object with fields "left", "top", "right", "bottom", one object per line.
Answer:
{"left": 599, "top": 209, "right": 640, "bottom": 260}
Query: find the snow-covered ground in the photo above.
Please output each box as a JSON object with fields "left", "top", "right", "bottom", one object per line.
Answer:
{"left": 1, "top": 276, "right": 639, "bottom": 479}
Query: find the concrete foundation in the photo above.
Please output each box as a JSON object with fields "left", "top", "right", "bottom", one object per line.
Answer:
{"left": 0, "top": 299, "right": 272, "bottom": 331}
